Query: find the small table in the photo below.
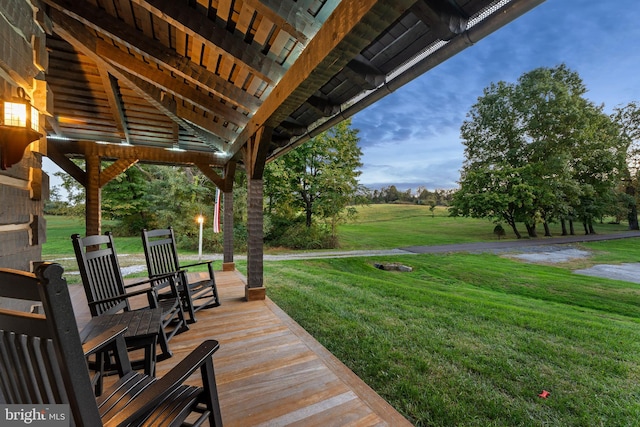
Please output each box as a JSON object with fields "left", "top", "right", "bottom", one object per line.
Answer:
{"left": 80, "top": 308, "right": 163, "bottom": 378}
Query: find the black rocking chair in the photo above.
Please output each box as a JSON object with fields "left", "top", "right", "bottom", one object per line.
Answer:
{"left": 0, "top": 263, "right": 223, "bottom": 426}
{"left": 72, "top": 232, "right": 188, "bottom": 361}
{"left": 142, "top": 228, "right": 220, "bottom": 323}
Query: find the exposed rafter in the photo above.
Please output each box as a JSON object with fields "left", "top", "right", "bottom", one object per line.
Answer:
{"left": 42, "top": 0, "right": 261, "bottom": 113}
{"left": 129, "top": 0, "right": 286, "bottom": 84}
{"left": 48, "top": 9, "right": 229, "bottom": 151}
{"left": 97, "top": 66, "right": 131, "bottom": 144}
{"left": 96, "top": 40, "right": 249, "bottom": 128}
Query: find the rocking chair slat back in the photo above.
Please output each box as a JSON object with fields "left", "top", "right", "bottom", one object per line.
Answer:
{"left": 0, "top": 264, "right": 103, "bottom": 426}
{"left": 72, "top": 234, "right": 129, "bottom": 316}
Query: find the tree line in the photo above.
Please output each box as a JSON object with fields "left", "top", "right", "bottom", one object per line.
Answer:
{"left": 363, "top": 186, "right": 455, "bottom": 206}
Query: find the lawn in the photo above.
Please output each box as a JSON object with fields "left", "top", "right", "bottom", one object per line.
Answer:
{"left": 264, "top": 246, "right": 640, "bottom": 426}
{"left": 338, "top": 204, "right": 630, "bottom": 250}
{"left": 42, "top": 211, "right": 640, "bottom": 425}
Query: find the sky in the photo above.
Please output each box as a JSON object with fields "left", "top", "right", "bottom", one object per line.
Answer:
{"left": 43, "top": 0, "right": 640, "bottom": 193}
{"left": 352, "top": 0, "right": 640, "bottom": 191}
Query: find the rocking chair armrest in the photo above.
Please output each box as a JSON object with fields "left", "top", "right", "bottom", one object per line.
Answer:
{"left": 122, "top": 271, "right": 178, "bottom": 290}
{"left": 87, "top": 287, "right": 155, "bottom": 307}
{"left": 178, "top": 260, "right": 214, "bottom": 269}
{"left": 103, "top": 340, "right": 220, "bottom": 427}
{"left": 81, "top": 324, "right": 128, "bottom": 356}
{"left": 82, "top": 324, "right": 133, "bottom": 377}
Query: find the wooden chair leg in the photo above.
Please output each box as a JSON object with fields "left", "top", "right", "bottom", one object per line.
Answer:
{"left": 201, "top": 357, "right": 223, "bottom": 427}
{"left": 157, "top": 328, "right": 173, "bottom": 360}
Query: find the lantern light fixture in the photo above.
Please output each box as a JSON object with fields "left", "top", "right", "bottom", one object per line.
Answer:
{"left": 0, "top": 87, "right": 42, "bottom": 170}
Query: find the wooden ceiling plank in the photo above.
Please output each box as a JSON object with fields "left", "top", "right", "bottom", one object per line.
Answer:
{"left": 48, "top": 10, "right": 228, "bottom": 151}
{"left": 130, "top": 0, "right": 285, "bottom": 84}
{"left": 96, "top": 40, "right": 249, "bottom": 126}
{"left": 43, "top": 0, "right": 261, "bottom": 112}
{"left": 252, "top": 16, "right": 274, "bottom": 47}
{"left": 235, "top": 4, "right": 254, "bottom": 36}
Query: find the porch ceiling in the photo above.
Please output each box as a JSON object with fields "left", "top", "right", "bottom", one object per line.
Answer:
{"left": 40, "top": 0, "right": 543, "bottom": 169}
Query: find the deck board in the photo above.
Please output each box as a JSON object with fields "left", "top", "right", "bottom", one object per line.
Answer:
{"left": 69, "top": 270, "right": 412, "bottom": 426}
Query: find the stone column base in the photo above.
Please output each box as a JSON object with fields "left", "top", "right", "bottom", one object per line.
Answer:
{"left": 245, "top": 285, "right": 266, "bottom": 301}
{"left": 222, "top": 262, "right": 235, "bottom": 271}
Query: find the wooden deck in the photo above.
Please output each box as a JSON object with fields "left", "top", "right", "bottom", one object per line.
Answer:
{"left": 70, "top": 270, "right": 412, "bottom": 426}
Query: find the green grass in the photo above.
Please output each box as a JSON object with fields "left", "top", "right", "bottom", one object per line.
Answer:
{"left": 265, "top": 249, "right": 640, "bottom": 426}
{"left": 43, "top": 217, "right": 144, "bottom": 256}
{"left": 337, "top": 204, "right": 630, "bottom": 250}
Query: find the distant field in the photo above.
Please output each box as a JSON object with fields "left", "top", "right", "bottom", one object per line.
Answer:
{"left": 44, "top": 206, "right": 631, "bottom": 257}
{"left": 338, "top": 204, "right": 630, "bottom": 250}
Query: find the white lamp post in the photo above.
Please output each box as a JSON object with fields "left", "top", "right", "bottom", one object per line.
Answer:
{"left": 197, "top": 215, "right": 204, "bottom": 260}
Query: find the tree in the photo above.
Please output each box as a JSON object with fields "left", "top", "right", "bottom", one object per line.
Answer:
{"left": 264, "top": 119, "right": 363, "bottom": 244}
{"left": 451, "top": 65, "right": 627, "bottom": 236}
{"left": 613, "top": 102, "right": 640, "bottom": 230}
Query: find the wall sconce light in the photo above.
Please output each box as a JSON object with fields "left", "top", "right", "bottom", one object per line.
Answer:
{"left": 0, "top": 87, "right": 42, "bottom": 170}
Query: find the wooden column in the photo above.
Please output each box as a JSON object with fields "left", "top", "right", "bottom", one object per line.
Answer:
{"left": 85, "top": 154, "right": 101, "bottom": 237}
{"left": 222, "top": 162, "right": 236, "bottom": 270}
{"left": 48, "top": 142, "right": 138, "bottom": 238}
{"left": 222, "top": 189, "right": 234, "bottom": 270}
{"left": 243, "top": 127, "right": 272, "bottom": 300}
{"left": 246, "top": 177, "right": 264, "bottom": 298}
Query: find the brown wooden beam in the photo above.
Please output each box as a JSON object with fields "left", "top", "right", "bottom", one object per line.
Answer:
{"left": 47, "top": 142, "right": 86, "bottom": 186}
{"left": 242, "top": 126, "right": 272, "bottom": 180}
{"left": 97, "top": 65, "right": 130, "bottom": 143}
{"left": 96, "top": 41, "right": 249, "bottom": 127}
{"left": 229, "top": 0, "right": 417, "bottom": 158}
{"left": 48, "top": 139, "right": 225, "bottom": 167}
{"left": 100, "top": 158, "right": 138, "bottom": 187}
{"left": 43, "top": 0, "right": 260, "bottom": 112}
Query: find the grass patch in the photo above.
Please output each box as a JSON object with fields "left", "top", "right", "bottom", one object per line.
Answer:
{"left": 265, "top": 251, "right": 640, "bottom": 426}
{"left": 338, "top": 205, "right": 630, "bottom": 250}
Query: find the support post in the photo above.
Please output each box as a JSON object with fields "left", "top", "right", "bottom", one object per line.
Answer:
{"left": 222, "top": 190, "right": 235, "bottom": 271}
{"left": 85, "top": 154, "right": 101, "bottom": 236}
{"left": 243, "top": 127, "right": 271, "bottom": 300}
{"left": 246, "top": 177, "right": 265, "bottom": 300}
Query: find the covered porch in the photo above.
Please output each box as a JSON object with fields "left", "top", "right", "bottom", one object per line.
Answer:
{"left": 69, "top": 270, "right": 412, "bottom": 426}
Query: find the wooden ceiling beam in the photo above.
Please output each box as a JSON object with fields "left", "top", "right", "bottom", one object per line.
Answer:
{"left": 100, "top": 158, "right": 138, "bottom": 186}
{"left": 130, "top": 0, "right": 285, "bottom": 84}
{"left": 229, "top": 0, "right": 418, "bottom": 158}
{"left": 49, "top": 139, "right": 225, "bottom": 167}
{"left": 48, "top": 10, "right": 229, "bottom": 151}
{"left": 95, "top": 40, "right": 249, "bottom": 127}
{"left": 42, "top": 0, "right": 260, "bottom": 112}
{"left": 242, "top": 0, "right": 309, "bottom": 45}
{"left": 117, "top": 69, "right": 236, "bottom": 146}
{"left": 97, "top": 65, "right": 131, "bottom": 143}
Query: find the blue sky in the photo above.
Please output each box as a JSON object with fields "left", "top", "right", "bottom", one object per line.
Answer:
{"left": 352, "top": 0, "right": 640, "bottom": 191}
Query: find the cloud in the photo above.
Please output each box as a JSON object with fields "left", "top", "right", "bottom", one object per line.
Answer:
{"left": 353, "top": 0, "right": 640, "bottom": 189}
